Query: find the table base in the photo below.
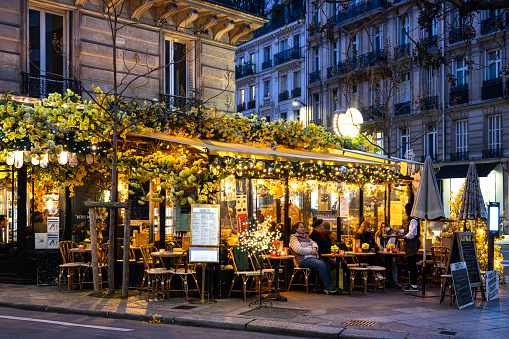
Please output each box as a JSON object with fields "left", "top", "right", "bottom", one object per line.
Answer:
{"left": 262, "top": 292, "right": 287, "bottom": 302}
{"left": 189, "top": 298, "right": 217, "bottom": 304}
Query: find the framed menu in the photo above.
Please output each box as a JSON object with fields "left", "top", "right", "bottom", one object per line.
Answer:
{"left": 190, "top": 204, "right": 220, "bottom": 247}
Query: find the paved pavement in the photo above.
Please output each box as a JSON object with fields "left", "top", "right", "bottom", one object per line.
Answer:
{"left": 0, "top": 279, "right": 507, "bottom": 339}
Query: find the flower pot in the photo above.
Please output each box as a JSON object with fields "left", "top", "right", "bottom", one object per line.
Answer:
{"left": 363, "top": 249, "right": 369, "bottom": 253}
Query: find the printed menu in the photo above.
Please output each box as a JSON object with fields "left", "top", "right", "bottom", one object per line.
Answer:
{"left": 190, "top": 204, "right": 220, "bottom": 247}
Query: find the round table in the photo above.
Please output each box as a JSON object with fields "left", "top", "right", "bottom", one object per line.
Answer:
{"left": 321, "top": 253, "right": 355, "bottom": 289}
{"left": 377, "top": 251, "right": 405, "bottom": 287}
{"left": 70, "top": 248, "right": 91, "bottom": 253}
{"left": 151, "top": 251, "right": 185, "bottom": 269}
{"left": 261, "top": 255, "right": 294, "bottom": 301}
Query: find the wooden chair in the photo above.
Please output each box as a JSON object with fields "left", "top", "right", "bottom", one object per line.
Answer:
{"left": 228, "top": 247, "right": 263, "bottom": 300}
{"left": 167, "top": 250, "right": 201, "bottom": 301}
{"left": 432, "top": 246, "right": 449, "bottom": 282}
{"left": 349, "top": 266, "right": 369, "bottom": 294}
{"left": 367, "top": 266, "right": 386, "bottom": 293}
{"left": 249, "top": 250, "right": 282, "bottom": 292}
{"left": 440, "top": 274, "right": 455, "bottom": 305}
{"left": 287, "top": 256, "right": 317, "bottom": 293}
{"left": 58, "top": 241, "right": 82, "bottom": 292}
{"left": 139, "top": 244, "right": 172, "bottom": 301}
{"left": 81, "top": 243, "right": 109, "bottom": 291}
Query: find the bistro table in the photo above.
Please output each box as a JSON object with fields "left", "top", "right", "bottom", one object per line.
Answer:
{"left": 346, "top": 251, "right": 375, "bottom": 266}
{"left": 321, "top": 253, "right": 355, "bottom": 289}
{"left": 69, "top": 247, "right": 91, "bottom": 263}
{"left": 262, "top": 254, "right": 294, "bottom": 301}
{"left": 151, "top": 251, "right": 185, "bottom": 269}
{"left": 377, "top": 250, "right": 405, "bottom": 286}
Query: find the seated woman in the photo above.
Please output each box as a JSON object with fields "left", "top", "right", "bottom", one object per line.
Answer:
{"left": 289, "top": 221, "right": 347, "bottom": 295}
{"left": 355, "top": 221, "right": 381, "bottom": 266}
{"left": 375, "top": 222, "right": 400, "bottom": 288}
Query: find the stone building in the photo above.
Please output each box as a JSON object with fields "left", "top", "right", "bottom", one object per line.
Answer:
{"left": 0, "top": 0, "right": 266, "bottom": 113}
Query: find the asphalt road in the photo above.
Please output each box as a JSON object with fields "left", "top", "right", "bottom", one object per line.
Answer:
{"left": 498, "top": 242, "right": 509, "bottom": 276}
{"left": 0, "top": 308, "right": 308, "bottom": 339}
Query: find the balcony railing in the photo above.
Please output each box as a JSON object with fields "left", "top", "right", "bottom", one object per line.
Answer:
{"left": 423, "top": 35, "right": 438, "bottom": 50}
{"left": 309, "top": 70, "right": 321, "bottom": 83}
{"left": 262, "top": 59, "right": 272, "bottom": 70}
{"left": 253, "top": 8, "right": 304, "bottom": 38}
{"left": 309, "top": 119, "right": 322, "bottom": 126}
{"left": 361, "top": 105, "right": 382, "bottom": 120}
{"left": 247, "top": 100, "right": 256, "bottom": 109}
{"left": 328, "top": 50, "right": 387, "bottom": 78}
{"left": 206, "top": 0, "right": 266, "bottom": 17}
{"left": 328, "top": 0, "right": 388, "bottom": 26}
{"left": 450, "top": 84, "right": 469, "bottom": 105}
{"left": 21, "top": 72, "right": 81, "bottom": 98}
{"left": 278, "top": 90, "right": 289, "bottom": 102}
{"left": 481, "top": 78, "right": 503, "bottom": 100}
{"left": 235, "top": 62, "right": 255, "bottom": 79}
{"left": 395, "top": 101, "right": 410, "bottom": 115}
{"left": 420, "top": 95, "right": 438, "bottom": 111}
{"left": 483, "top": 148, "right": 503, "bottom": 158}
{"left": 274, "top": 49, "right": 301, "bottom": 66}
{"left": 421, "top": 155, "right": 438, "bottom": 162}
{"left": 481, "top": 16, "right": 503, "bottom": 35}
{"left": 237, "top": 103, "right": 246, "bottom": 112}
{"left": 158, "top": 93, "right": 190, "bottom": 108}
{"left": 450, "top": 151, "right": 469, "bottom": 161}
{"left": 395, "top": 43, "right": 409, "bottom": 58}
{"left": 449, "top": 27, "right": 467, "bottom": 44}
{"left": 291, "top": 87, "right": 301, "bottom": 98}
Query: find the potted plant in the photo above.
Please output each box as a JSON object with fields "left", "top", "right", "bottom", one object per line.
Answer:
{"left": 331, "top": 245, "right": 339, "bottom": 254}
{"left": 387, "top": 243, "right": 396, "bottom": 253}
{"left": 361, "top": 243, "right": 370, "bottom": 253}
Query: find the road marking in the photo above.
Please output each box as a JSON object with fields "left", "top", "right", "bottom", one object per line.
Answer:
{"left": 0, "top": 315, "right": 134, "bottom": 332}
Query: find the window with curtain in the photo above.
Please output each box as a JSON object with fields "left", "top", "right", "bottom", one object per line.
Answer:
{"left": 456, "top": 120, "right": 468, "bottom": 153}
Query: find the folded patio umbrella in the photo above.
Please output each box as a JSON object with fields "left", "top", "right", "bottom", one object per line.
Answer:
{"left": 459, "top": 163, "right": 487, "bottom": 233}
{"left": 411, "top": 156, "right": 445, "bottom": 295}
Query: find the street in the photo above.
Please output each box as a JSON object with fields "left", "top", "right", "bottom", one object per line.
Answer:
{"left": 498, "top": 241, "right": 509, "bottom": 277}
{"left": 0, "top": 308, "right": 308, "bottom": 339}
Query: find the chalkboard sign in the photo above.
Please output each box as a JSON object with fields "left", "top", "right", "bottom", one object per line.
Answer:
{"left": 175, "top": 201, "right": 191, "bottom": 231}
{"left": 447, "top": 232, "right": 485, "bottom": 300}
{"left": 450, "top": 261, "right": 474, "bottom": 309}
{"left": 129, "top": 182, "right": 150, "bottom": 221}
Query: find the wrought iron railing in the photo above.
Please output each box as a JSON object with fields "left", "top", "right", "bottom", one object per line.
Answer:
{"left": 420, "top": 95, "right": 438, "bottom": 110}
{"left": 21, "top": 72, "right": 81, "bottom": 98}
{"left": 481, "top": 78, "right": 503, "bottom": 100}
{"left": 421, "top": 155, "right": 438, "bottom": 162}
{"left": 235, "top": 62, "right": 255, "bottom": 79}
{"left": 395, "top": 101, "right": 410, "bottom": 115}
{"left": 158, "top": 93, "right": 190, "bottom": 108}
{"left": 309, "top": 70, "right": 321, "bottom": 83}
{"left": 309, "top": 119, "right": 322, "bottom": 126}
{"left": 481, "top": 16, "right": 503, "bottom": 35}
{"left": 278, "top": 90, "right": 289, "bottom": 102}
{"left": 395, "top": 43, "right": 409, "bottom": 58}
{"left": 328, "top": 0, "right": 388, "bottom": 26}
{"left": 423, "top": 35, "right": 438, "bottom": 50}
{"left": 361, "top": 105, "right": 382, "bottom": 120}
{"left": 291, "top": 87, "right": 301, "bottom": 98}
{"left": 483, "top": 148, "right": 503, "bottom": 158}
{"left": 237, "top": 103, "right": 246, "bottom": 112}
{"left": 206, "top": 0, "right": 266, "bottom": 17}
{"left": 253, "top": 8, "right": 304, "bottom": 38}
{"left": 274, "top": 49, "right": 301, "bottom": 66}
{"left": 449, "top": 84, "right": 469, "bottom": 105}
{"left": 247, "top": 100, "right": 256, "bottom": 109}
{"left": 450, "top": 151, "right": 469, "bottom": 161}
{"left": 262, "top": 60, "right": 272, "bottom": 70}
{"left": 449, "top": 27, "right": 467, "bottom": 44}
{"left": 327, "top": 50, "right": 387, "bottom": 78}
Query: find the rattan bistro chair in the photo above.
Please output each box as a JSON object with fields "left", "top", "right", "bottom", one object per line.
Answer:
{"left": 287, "top": 255, "right": 318, "bottom": 293}
{"left": 228, "top": 247, "right": 263, "bottom": 300}
{"left": 58, "top": 241, "right": 82, "bottom": 292}
{"left": 81, "top": 243, "right": 109, "bottom": 291}
{"left": 139, "top": 244, "right": 172, "bottom": 301}
{"left": 167, "top": 250, "right": 201, "bottom": 301}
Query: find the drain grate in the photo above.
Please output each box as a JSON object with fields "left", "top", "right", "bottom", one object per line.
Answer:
{"left": 343, "top": 320, "right": 377, "bottom": 327}
{"left": 439, "top": 331, "right": 457, "bottom": 336}
{"left": 172, "top": 305, "right": 198, "bottom": 310}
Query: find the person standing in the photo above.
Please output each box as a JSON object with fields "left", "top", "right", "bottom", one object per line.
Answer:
{"left": 0, "top": 215, "right": 8, "bottom": 243}
{"left": 394, "top": 202, "right": 421, "bottom": 292}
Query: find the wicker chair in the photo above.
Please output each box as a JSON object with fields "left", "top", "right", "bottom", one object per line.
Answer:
{"left": 228, "top": 247, "right": 263, "bottom": 300}
{"left": 81, "top": 243, "right": 109, "bottom": 291}
{"left": 139, "top": 244, "right": 172, "bottom": 301}
{"left": 167, "top": 250, "right": 201, "bottom": 300}
{"left": 287, "top": 255, "right": 318, "bottom": 293}
{"left": 432, "top": 246, "right": 450, "bottom": 282}
{"left": 58, "top": 241, "right": 82, "bottom": 292}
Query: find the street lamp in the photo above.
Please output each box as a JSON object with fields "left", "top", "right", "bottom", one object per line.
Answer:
{"left": 292, "top": 99, "right": 306, "bottom": 107}
{"left": 333, "top": 108, "right": 363, "bottom": 138}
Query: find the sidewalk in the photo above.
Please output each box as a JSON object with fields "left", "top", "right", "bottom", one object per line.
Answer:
{"left": 0, "top": 282, "right": 507, "bottom": 338}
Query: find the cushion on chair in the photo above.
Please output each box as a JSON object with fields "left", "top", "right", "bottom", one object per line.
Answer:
{"left": 145, "top": 268, "right": 171, "bottom": 274}
{"left": 59, "top": 263, "right": 81, "bottom": 268}
{"left": 171, "top": 268, "right": 197, "bottom": 274}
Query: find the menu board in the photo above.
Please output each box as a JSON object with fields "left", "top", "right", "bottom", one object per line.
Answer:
{"left": 190, "top": 204, "right": 220, "bottom": 247}
{"left": 485, "top": 270, "right": 499, "bottom": 301}
{"left": 129, "top": 182, "right": 150, "bottom": 221}
{"left": 450, "top": 261, "right": 474, "bottom": 309}
{"left": 175, "top": 201, "right": 192, "bottom": 231}
{"left": 447, "top": 232, "right": 482, "bottom": 285}
{"left": 189, "top": 247, "right": 219, "bottom": 263}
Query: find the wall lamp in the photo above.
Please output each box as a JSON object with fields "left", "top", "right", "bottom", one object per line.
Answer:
{"left": 292, "top": 99, "right": 306, "bottom": 107}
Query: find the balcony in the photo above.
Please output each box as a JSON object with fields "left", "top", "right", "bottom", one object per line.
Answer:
{"left": 395, "top": 43, "right": 409, "bottom": 58}
{"left": 450, "top": 84, "right": 469, "bottom": 105}
{"left": 309, "top": 70, "right": 321, "bottom": 83}
{"left": 21, "top": 72, "right": 81, "bottom": 98}
{"left": 450, "top": 151, "right": 469, "bottom": 161}
{"left": 253, "top": 8, "right": 304, "bottom": 38}
{"left": 421, "top": 155, "right": 438, "bottom": 162}
{"left": 278, "top": 90, "right": 289, "bottom": 102}
{"left": 420, "top": 95, "right": 438, "bottom": 111}
{"left": 327, "top": 50, "right": 387, "bottom": 78}
{"left": 481, "top": 78, "right": 503, "bottom": 100}
{"left": 423, "top": 35, "right": 438, "bottom": 50}
{"left": 328, "top": 0, "right": 388, "bottom": 26}
{"left": 291, "top": 87, "right": 301, "bottom": 98}
{"left": 262, "top": 59, "right": 272, "bottom": 70}
{"left": 483, "top": 148, "right": 503, "bottom": 158}
{"left": 481, "top": 16, "right": 503, "bottom": 35}
{"left": 395, "top": 101, "right": 410, "bottom": 116}
{"left": 274, "top": 49, "right": 301, "bottom": 66}
{"left": 235, "top": 62, "right": 255, "bottom": 79}
{"left": 449, "top": 27, "right": 468, "bottom": 44}
{"left": 158, "top": 93, "right": 189, "bottom": 108}
{"left": 361, "top": 105, "right": 382, "bottom": 120}
{"left": 247, "top": 100, "right": 256, "bottom": 109}
{"left": 309, "top": 119, "right": 322, "bottom": 126}
{"left": 206, "top": 0, "right": 266, "bottom": 17}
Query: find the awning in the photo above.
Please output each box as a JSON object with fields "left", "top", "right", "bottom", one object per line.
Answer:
{"left": 129, "top": 132, "right": 411, "bottom": 169}
{"left": 435, "top": 162, "right": 499, "bottom": 179}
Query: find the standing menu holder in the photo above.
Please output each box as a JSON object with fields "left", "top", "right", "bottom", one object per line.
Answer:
{"left": 189, "top": 204, "right": 220, "bottom": 263}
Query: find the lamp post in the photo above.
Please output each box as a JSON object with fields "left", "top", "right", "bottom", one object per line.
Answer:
{"left": 292, "top": 99, "right": 307, "bottom": 124}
